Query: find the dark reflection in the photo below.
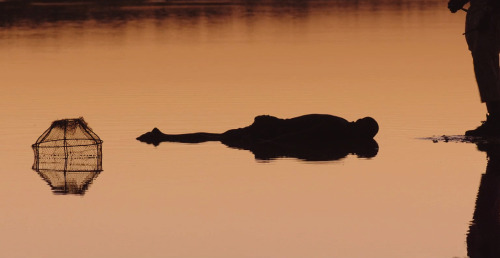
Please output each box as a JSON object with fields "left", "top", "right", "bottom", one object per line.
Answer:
{"left": 0, "top": 1, "right": 233, "bottom": 28}
{"left": 0, "top": 0, "right": 444, "bottom": 28}
{"left": 222, "top": 137, "right": 378, "bottom": 161}
{"left": 32, "top": 118, "right": 103, "bottom": 195}
{"left": 137, "top": 114, "right": 379, "bottom": 161}
{"left": 467, "top": 142, "right": 500, "bottom": 257}
{"left": 34, "top": 169, "right": 102, "bottom": 195}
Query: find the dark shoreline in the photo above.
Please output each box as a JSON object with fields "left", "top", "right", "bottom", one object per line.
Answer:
{"left": 0, "top": 0, "right": 444, "bottom": 28}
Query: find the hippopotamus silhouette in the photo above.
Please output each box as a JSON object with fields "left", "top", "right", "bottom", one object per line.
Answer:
{"left": 137, "top": 114, "right": 379, "bottom": 161}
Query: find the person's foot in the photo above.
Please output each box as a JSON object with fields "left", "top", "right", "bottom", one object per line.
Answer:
{"left": 465, "top": 115, "right": 500, "bottom": 136}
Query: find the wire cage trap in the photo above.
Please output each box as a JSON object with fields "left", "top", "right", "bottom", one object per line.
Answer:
{"left": 32, "top": 118, "right": 103, "bottom": 195}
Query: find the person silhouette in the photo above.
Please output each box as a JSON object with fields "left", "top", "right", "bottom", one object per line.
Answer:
{"left": 448, "top": 0, "right": 500, "bottom": 136}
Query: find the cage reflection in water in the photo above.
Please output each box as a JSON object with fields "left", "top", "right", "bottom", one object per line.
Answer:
{"left": 32, "top": 118, "right": 103, "bottom": 195}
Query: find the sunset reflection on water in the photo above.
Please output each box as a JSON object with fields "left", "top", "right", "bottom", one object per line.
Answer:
{"left": 0, "top": 1, "right": 489, "bottom": 257}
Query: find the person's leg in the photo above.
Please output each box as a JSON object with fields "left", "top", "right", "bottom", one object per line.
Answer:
{"left": 472, "top": 49, "right": 500, "bottom": 104}
{"left": 465, "top": 45, "right": 500, "bottom": 135}
{"left": 465, "top": 12, "right": 500, "bottom": 135}
{"left": 486, "top": 100, "right": 500, "bottom": 119}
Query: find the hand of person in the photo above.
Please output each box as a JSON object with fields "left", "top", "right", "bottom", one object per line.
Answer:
{"left": 448, "top": 0, "right": 467, "bottom": 13}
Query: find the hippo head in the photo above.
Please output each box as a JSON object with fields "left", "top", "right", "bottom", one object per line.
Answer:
{"left": 136, "top": 127, "right": 163, "bottom": 146}
{"left": 353, "top": 117, "right": 379, "bottom": 139}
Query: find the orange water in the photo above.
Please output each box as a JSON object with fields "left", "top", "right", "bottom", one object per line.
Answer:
{"left": 0, "top": 1, "right": 487, "bottom": 257}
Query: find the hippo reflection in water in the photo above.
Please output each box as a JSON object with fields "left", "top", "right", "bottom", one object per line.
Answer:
{"left": 137, "top": 114, "right": 379, "bottom": 161}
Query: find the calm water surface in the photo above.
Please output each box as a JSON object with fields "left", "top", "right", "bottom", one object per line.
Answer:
{"left": 0, "top": 1, "right": 490, "bottom": 257}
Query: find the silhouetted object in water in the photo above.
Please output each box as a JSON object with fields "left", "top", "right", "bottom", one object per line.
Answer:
{"left": 32, "top": 118, "right": 103, "bottom": 195}
{"left": 449, "top": 0, "right": 500, "bottom": 136}
{"left": 137, "top": 114, "right": 379, "bottom": 161}
{"left": 467, "top": 142, "right": 500, "bottom": 258}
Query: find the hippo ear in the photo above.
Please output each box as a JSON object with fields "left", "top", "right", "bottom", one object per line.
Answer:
{"left": 354, "top": 117, "right": 379, "bottom": 138}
